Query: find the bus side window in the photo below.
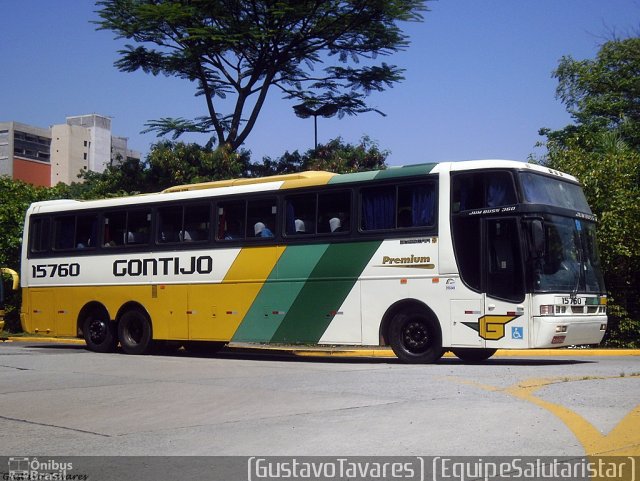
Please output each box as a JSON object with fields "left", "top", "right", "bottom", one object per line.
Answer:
{"left": 30, "top": 217, "right": 51, "bottom": 253}
{"left": 486, "top": 172, "right": 516, "bottom": 207}
{"left": 285, "top": 194, "right": 316, "bottom": 235}
{"left": 218, "top": 200, "right": 246, "bottom": 240}
{"left": 452, "top": 174, "right": 483, "bottom": 213}
{"left": 103, "top": 212, "right": 126, "bottom": 247}
{"left": 247, "top": 198, "right": 276, "bottom": 238}
{"left": 53, "top": 216, "right": 76, "bottom": 250}
{"left": 127, "top": 210, "right": 151, "bottom": 245}
{"left": 452, "top": 172, "right": 516, "bottom": 213}
{"left": 361, "top": 186, "right": 394, "bottom": 231}
{"left": 76, "top": 215, "right": 97, "bottom": 248}
{"left": 397, "top": 183, "right": 436, "bottom": 228}
{"left": 157, "top": 205, "right": 182, "bottom": 244}
{"left": 319, "top": 191, "right": 350, "bottom": 234}
{"left": 183, "top": 204, "right": 210, "bottom": 242}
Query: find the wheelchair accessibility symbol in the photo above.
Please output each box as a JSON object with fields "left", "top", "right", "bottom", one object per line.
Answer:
{"left": 511, "top": 326, "right": 524, "bottom": 340}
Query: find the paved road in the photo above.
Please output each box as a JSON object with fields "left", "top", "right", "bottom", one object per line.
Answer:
{"left": 0, "top": 341, "right": 638, "bottom": 457}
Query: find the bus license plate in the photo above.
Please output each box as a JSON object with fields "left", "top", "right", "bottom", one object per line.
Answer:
{"left": 561, "top": 297, "right": 585, "bottom": 306}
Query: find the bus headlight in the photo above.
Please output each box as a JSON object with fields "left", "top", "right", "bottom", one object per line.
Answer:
{"left": 540, "top": 305, "right": 554, "bottom": 316}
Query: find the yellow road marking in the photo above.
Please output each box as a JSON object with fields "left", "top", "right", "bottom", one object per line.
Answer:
{"left": 455, "top": 376, "right": 640, "bottom": 456}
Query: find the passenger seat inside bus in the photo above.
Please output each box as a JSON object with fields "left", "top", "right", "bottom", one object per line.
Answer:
{"left": 127, "top": 231, "right": 149, "bottom": 244}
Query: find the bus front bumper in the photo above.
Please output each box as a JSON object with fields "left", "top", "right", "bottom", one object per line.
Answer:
{"left": 532, "top": 315, "right": 607, "bottom": 348}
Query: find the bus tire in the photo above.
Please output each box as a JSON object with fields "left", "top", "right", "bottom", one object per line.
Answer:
{"left": 451, "top": 348, "right": 497, "bottom": 362}
{"left": 118, "top": 309, "right": 153, "bottom": 355}
{"left": 83, "top": 312, "right": 116, "bottom": 353}
{"left": 388, "top": 308, "right": 443, "bottom": 364}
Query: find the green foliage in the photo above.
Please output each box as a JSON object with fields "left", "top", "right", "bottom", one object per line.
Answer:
{"left": 548, "top": 37, "right": 640, "bottom": 149}
{"left": 77, "top": 141, "right": 251, "bottom": 194}
{"left": 145, "top": 141, "right": 250, "bottom": 190}
{"left": 0, "top": 177, "right": 73, "bottom": 331}
{"left": 253, "top": 136, "right": 388, "bottom": 176}
{"left": 538, "top": 37, "right": 640, "bottom": 347}
{"left": 95, "top": 0, "right": 426, "bottom": 150}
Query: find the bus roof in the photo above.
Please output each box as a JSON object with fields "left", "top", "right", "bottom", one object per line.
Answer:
{"left": 26, "top": 160, "right": 577, "bottom": 214}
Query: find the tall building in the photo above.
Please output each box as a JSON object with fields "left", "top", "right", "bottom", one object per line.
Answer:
{"left": 0, "top": 114, "right": 141, "bottom": 187}
{"left": 50, "top": 122, "right": 91, "bottom": 185}
{"left": 0, "top": 121, "right": 52, "bottom": 187}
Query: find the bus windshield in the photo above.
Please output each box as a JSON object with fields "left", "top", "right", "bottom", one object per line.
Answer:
{"left": 520, "top": 172, "right": 591, "bottom": 213}
{"left": 531, "top": 215, "right": 605, "bottom": 294}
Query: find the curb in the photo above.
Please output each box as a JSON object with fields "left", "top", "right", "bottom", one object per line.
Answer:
{"left": 3, "top": 336, "right": 640, "bottom": 358}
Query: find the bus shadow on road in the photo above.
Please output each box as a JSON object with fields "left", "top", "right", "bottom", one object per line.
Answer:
{"left": 21, "top": 343, "right": 597, "bottom": 367}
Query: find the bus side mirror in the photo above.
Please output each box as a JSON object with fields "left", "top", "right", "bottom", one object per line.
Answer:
{"left": 531, "top": 220, "right": 545, "bottom": 258}
{"left": 0, "top": 277, "right": 4, "bottom": 305}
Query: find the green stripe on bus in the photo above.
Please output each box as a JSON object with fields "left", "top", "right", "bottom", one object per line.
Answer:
{"left": 270, "top": 240, "right": 382, "bottom": 343}
{"left": 373, "top": 163, "right": 438, "bottom": 180}
{"left": 327, "top": 171, "right": 379, "bottom": 184}
{"left": 231, "top": 244, "right": 330, "bottom": 342}
{"left": 327, "top": 163, "right": 437, "bottom": 185}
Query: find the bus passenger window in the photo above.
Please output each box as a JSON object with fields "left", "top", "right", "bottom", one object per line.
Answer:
{"left": 285, "top": 194, "right": 316, "bottom": 235}
{"left": 183, "top": 204, "right": 210, "bottom": 242}
{"left": 361, "top": 186, "right": 394, "bottom": 230}
{"left": 127, "top": 210, "right": 151, "bottom": 245}
{"left": 103, "top": 210, "right": 150, "bottom": 247}
{"left": 397, "top": 184, "right": 436, "bottom": 228}
{"left": 158, "top": 206, "right": 181, "bottom": 243}
{"left": 103, "top": 212, "right": 126, "bottom": 247}
{"left": 76, "top": 215, "right": 97, "bottom": 248}
{"left": 217, "top": 201, "right": 246, "bottom": 240}
{"left": 318, "top": 191, "right": 350, "bottom": 234}
{"left": 247, "top": 199, "right": 276, "bottom": 239}
{"left": 30, "top": 217, "right": 50, "bottom": 253}
{"left": 53, "top": 216, "right": 75, "bottom": 250}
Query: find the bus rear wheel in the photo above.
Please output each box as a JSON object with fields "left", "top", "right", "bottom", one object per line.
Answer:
{"left": 451, "top": 348, "right": 497, "bottom": 362}
{"left": 83, "top": 312, "right": 116, "bottom": 353}
{"left": 388, "top": 308, "right": 443, "bottom": 364}
{"left": 118, "top": 309, "right": 153, "bottom": 355}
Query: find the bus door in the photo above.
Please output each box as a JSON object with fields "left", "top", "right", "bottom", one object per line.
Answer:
{"left": 27, "top": 290, "right": 56, "bottom": 335}
{"left": 482, "top": 218, "right": 529, "bottom": 348}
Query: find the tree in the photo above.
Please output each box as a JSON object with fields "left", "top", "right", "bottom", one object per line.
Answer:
{"left": 0, "top": 177, "right": 73, "bottom": 331}
{"left": 538, "top": 37, "right": 640, "bottom": 347}
{"left": 144, "top": 141, "right": 250, "bottom": 190}
{"left": 95, "top": 0, "right": 426, "bottom": 150}
{"left": 252, "top": 136, "right": 388, "bottom": 176}
{"left": 77, "top": 141, "right": 251, "bottom": 194}
{"left": 545, "top": 36, "right": 640, "bottom": 149}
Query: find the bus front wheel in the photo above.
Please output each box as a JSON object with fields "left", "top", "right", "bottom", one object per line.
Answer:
{"left": 83, "top": 312, "right": 116, "bottom": 353}
{"left": 388, "top": 308, "right": 443, "bottom": 364}
{"left": 118, "top": 309, "right": 153, "bottom": 355}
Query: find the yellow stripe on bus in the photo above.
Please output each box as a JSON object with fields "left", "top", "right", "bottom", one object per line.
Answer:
{"left": 187, "top": 246, "right": 285, "bottom": 340}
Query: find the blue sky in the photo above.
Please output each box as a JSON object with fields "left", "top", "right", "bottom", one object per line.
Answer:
{"left": 2, "top": 1, "right": 638, "bottom": 166}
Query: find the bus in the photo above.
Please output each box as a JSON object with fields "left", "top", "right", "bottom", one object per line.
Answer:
{"left": 1, "top": 268, "right": 19, "bottom": 332}
{"left": 19, "top": 160, "right": 607, "bottom": 363}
